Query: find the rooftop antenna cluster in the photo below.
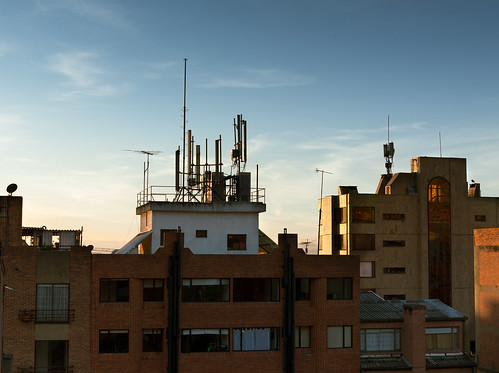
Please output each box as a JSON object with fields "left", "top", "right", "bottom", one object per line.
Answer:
{"left": 383, "top": 115, "right": 395, "bottom": 175}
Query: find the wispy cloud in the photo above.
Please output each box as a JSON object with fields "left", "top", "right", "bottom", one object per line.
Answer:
{"left": 199, "top": 68, "right": 315, "bottom": 89}
{"left": 47, "top": 50, "right": 129, "bottom": 100}
{"left": 34, "top": 0, "right": 130, "bottom": 29}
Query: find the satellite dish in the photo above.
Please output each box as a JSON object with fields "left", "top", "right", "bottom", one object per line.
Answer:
{"left": 6, "top": 183, "right": 17, "bottom": 195}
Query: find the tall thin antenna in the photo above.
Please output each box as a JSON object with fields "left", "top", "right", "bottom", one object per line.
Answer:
{"left": 383, "top": 115, "right": 395, "bottom": 175}
{"left": 182, "top": 58, "right": 187, "bottom": 200}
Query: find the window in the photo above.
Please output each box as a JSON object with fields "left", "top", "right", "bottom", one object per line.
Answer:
{"left": 196, "top": 230, "right": 208, "bottom": 237}
{"left": 295, "top": 326, "right": 310, "bottom": 348}
{"left": 181, "top": 329, "right": 229, "bottom": 352}
{"left": 227, "top": 234, "right": 246, "bottom": 250}
{"left": 353, "top": 206, "right": 375, "bottom": 223}
{"left": 475, "top": 215, "right": 486, "bottom": 222}
{"left": 353, "top": 234, "right": 375, "bottom": 250}
{"left": 327, "top": 278, "right": 353, "bottom": 300}
{"left": 143, "top": 328, "right": 163, "bottom": 352}
{"left": 295, "top": 278, "right": 310, "bottom": 301}
{"left": 233, "top": 278, "right": 279, "bottom": 302}
{"left": 233, "top": 328, "right": 279, "bottom": 351}
{"left": 0, "top": 206, "right": 6, "bottom": 218}
{"left": 426, "top": 327, "right": 459, "bottom": 350}
{"left": 100, "top": 279, "right": 129, "bottom": 302}
{"left": 334, "top": 207, "right": 347, "bottom": 224}
{"left": 360, "top": 329, "right": 401, "bottom": 351}
{"left": 384, "top": 294, "right": 406, "bottom": 300}
{"left": 99, "top": 330, "right": 129, "bottom": 353}
{"left": 182, "top": 279, "right": 229, "bottom": 302}
{"left": 383, "top": 240, "right": 405, "bottom": 247}
{"left": 35, "top": 340, "right": 68, "bottom": 373}
{"left": 327, "top": 326, "right": 352, "bottom": 348}
{"left": 334, "top": 234, "right": 348, "bottom": 251}
{"left": 36, "top": 284, "right": 69, "bottom": 323}
{"left": 360, "top": 262, "right": 375, "bottom": 278}
{"left": 383, "top": 267, "right": 406, "bottom": 274}
{"left": 383, "top": 213, "right": 405, "bottom": 221}
{"left": 143, "top": 279, "right": 164, "bottom": 302}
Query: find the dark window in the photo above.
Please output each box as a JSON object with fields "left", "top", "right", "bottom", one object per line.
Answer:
{"left": 384, "top": 294, "right": 406, "bottom": 300}
{"left": 327, "top": 326, "right": 352, "bottom": 348}
{"left": 143, "top": 279, "right": 164, "bottom": 302}
{"left": 353, "top": 206, "right": 375, "bottom": 223}
{"left": 353, "top": 234, "right": 375, "bottom": 250}
{"left": 360, "top": 262, "right": 375, "bottom": 278}
{"left": 196, "top": 229, "right": 208, "bottom": 237}
{"left": 233, "top": 278, "right": 279, "bottom": 302}
{"left": 327, "top": 278, "right": 353, "bottom": 300}
{"left": 383, "top": 213, "right": 405, "bottom": 221}
{"left": 36, "top": 284, "right": 69, "bottom": 323}
{"left": 182, "top": 279, "right": 229, "bottom": 302}
{"left": 334, "top": 207, "right": 347, "bottom": 224}
{"left": 181, "top": 329, "right": 229, "bottom": 353}
{"left": 0, "top": 206, "right": 6, "bottom": 218}
{"left": 428, "top": 177, "right": 451, "bottom": 305}
{"left": 100, "top": 279, "right": 129, "bottom": 302}
{"left": 35, "top": 340, "right": 68, "bottom": 372}
{"left": 475, "top": 215, "right": 486, "bottom": 222}
{"left": 295, "top": 278, "right": 310, "bottom": 301}
{"left": 143, "top": 328, "right": 163, "bottom": 352}
{"left": 99, "top": 330, "right": 129, "bottom": 353}
{"left": 383, "top": 240, "right": 405, "bottom": 247}
{"left": 361, "top": 329, "right": 401, "bottom": 351}
{"left": 233, "top": 328, "right": 279, "bottom": 351}
{"left": 227, "top": 234, "right": 246, "bottom": 250}
{"left": 383, "top": 267, "right": 406, "bottom": 274}
{"left": 295, "top": 326, "right": 310, "bottom": 348}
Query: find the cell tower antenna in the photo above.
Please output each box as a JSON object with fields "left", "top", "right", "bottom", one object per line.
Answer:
{"left": 182, "top": 58, "right": 188, "bottom": 201}
{"left": 124, "top": 150, "right": 162, "bottom": 201}
{"left": 383, "top": 115, "right": 395, "bottom": 175}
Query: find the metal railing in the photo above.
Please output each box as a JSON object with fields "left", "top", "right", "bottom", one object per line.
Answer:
{"left": 137, "top": 185, "right": 266, "bottom": 207}
{"left": 18, "top": 309, "right": 75, "bottom": 323}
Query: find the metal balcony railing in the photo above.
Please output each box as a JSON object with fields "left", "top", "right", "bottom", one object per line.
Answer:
{"left": 18, "top": 309, "right": 75, "bottom": 323}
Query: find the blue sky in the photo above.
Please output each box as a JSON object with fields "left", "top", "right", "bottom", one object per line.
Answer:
{"left": 2, "top": 1, "right": 499, "bottom": 249}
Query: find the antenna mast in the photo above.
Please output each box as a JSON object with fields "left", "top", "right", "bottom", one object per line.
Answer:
{"left": 383, "top": 115, "right": 395, "bottom": 175}
{"left": 182, "top": 58, "right": 187, "bottom": 201}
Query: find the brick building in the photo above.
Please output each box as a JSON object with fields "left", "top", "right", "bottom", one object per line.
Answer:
{"left": 360, "top": 292, "right": 475, "bottom": 373}
{"left": 473, "top": 228, "right": 499, "bottom": 373}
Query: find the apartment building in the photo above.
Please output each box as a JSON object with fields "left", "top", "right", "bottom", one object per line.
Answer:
{"left": 318, "top": 156, "right": 499, "bottom": 350}
{"left": 360, "top": 291, "right": 475, "bottom": 373}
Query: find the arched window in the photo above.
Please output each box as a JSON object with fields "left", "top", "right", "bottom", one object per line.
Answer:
{"left": 427, "top": 177, "right": 451, "bottom": 305}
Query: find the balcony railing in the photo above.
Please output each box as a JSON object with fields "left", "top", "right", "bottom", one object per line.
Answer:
{"left": 18, "top": 309, "right": 75, "bottom": 323}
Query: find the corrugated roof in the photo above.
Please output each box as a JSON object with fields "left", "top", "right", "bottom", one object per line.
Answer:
{"left": 426, "top": 354, "right": 476, "bottom": 369}
{"left": 361, "top": 355, "right": 412, "bottom": 371}
{"left": 258, "top": 229, "right": 277, "bottom": 254}
{"left": 360, "top": 291, "right": 466, "bottom": 322}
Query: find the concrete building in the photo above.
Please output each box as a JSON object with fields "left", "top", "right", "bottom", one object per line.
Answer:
{"left": 360, "top": 291, "right": 475, "bottom": 373}
{"left": 319, "top": 156, "right": 499, "bottom": 351}
{"left": 473, "top": 227, "right": 499, "bottom": 373}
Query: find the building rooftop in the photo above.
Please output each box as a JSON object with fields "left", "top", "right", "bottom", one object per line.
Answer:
{"left": 360, "top": 355, "right": 412, "bottom": 371}
{"left": 360, "top": 292, "right": 466, "bottom": 322}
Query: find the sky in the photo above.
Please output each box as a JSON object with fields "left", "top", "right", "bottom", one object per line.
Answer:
{"left": 1, "top": 0, "right": 499, "bottom": 250}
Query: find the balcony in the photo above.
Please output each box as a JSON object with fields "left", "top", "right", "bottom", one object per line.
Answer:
{"left": 18, "top": 309, "right": 75, "bottom": 323}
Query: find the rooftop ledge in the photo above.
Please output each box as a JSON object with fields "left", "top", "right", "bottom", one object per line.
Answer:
{"left": 136, "top": 201, "right": 266, "bottom": 215}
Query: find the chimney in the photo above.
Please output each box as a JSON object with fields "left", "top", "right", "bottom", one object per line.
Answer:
{"left": 402, "top": 304, "right": 426, "bottom": 373}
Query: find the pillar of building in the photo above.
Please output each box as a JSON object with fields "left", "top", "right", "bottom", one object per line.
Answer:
{"left": 402, "top": 304, "right": 426, "bottom": 373}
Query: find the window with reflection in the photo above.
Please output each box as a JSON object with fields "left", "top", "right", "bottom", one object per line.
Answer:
{"left": 428, "top": 177, "right": 451, "bottom": 305}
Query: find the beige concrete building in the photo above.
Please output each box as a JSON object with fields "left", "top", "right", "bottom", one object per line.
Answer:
{"left": 318, "top": 156, "right": 499, "bottom": 352}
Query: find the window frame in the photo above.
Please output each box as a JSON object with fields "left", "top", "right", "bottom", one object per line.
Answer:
{"left": 143, "top": 328, "right": 163, "bottom": 352}
{"left": 295, "top": 326, "right": 310, "bottom": 348}
{"left": 99, "top": 330, "right": 129, "bottom": 354}
{"left": 352, "top": 234, "right": 376, "bottom": 250}
{"left": 360, "top": 262, "right": 375, "bottom": 278}
{"left": 233, "top": 278, "right": 280, "bottom": 302}
{"left": 36, "top": 284, "right": 69, "bottom": 323}
{"left": 360, "top": 328, "right": 401, "bottom": 352}
{"left": 327, "top": 326, "right": 352, "bottom": 349}
{"left": 181, "top": 328, "right": 229, "bottom": 353}
{"left": 295, "top": 278, "right": 310, "bottom": 301}
{"left": 232, "top": 327, "right": 280, "bottom": 351}
{"left": 182, "top": 278, "right": 230, "bottom": 302}
{"left": 352, "top": 206, "right": 375, "bottom": 223}
{"left": 100, "top": 279, "right": 129, "bottom": 303}
{"left": 227, "top": 234, "right": 247, "bottom": 251}
{"left": 143, "top": 279, "right": 164, "bottom": 302}
{"left": 327, "top": 278, "right": 353, "bottom": 300}
{"left": 426, "top": 327, "right": 460, "bottom": 351}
